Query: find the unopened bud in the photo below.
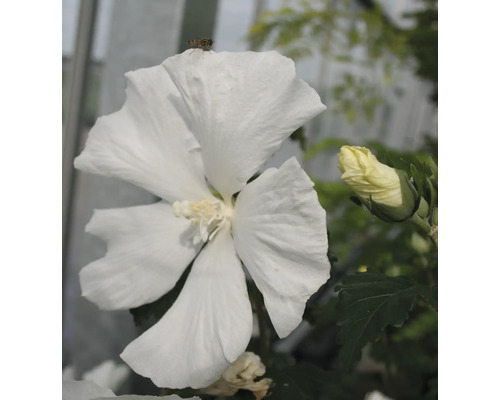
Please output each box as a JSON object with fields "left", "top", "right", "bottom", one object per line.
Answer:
{"left": 338, "top": 146, "right": 418, "bottom": 222}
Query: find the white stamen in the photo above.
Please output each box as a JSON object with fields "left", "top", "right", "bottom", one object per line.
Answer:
{"left": 173, "top": 198, "right": 232, "bottom": 244}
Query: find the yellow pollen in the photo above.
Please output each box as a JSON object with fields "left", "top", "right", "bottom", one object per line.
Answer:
{"left": 173, "top": 198, "right": 232, "bottom": 244}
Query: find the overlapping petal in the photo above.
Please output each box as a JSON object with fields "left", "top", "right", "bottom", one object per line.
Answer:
{"left": 232, "top": 157, "right": 330, "bottom": 338}
{"left": 163, "top": 50, "right": 327, "bottom": 200}
{"left": 120, "top": 226, "right": 253, "bottom": 389}
{"left": 80, "top": 202, "right": 202, "bottom": 310}
{"left": 74, "top": 64, "right": 211, "bottom": 203}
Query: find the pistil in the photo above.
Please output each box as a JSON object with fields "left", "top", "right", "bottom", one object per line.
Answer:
{"left": 173, "top": 198, "right": 232, "bottom": 244}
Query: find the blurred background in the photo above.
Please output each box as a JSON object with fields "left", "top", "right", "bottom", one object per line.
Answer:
{"left": 62, "top": 0, "right": 437, "bottom": 396}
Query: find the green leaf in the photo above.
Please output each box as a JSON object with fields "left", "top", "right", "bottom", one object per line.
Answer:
{"left": 266, "top": 362, "right": 333, "bottom": 400}
{"left": 303, "top": 137, "right": 348, "bottom": 160}
{"left": 426, "top": 176, "right": 437, "bottom": 210}
{"left": 129, "top": 260, "right": 193, "bottom": 327}
{"left": 334, "top": 272, "right": 422, "bottom": 369}
{"left": 416, "top": 283, "right": 438, "bottom": 310}
{"left": 305, "top": 295, "right": 339, "bottom": 328}
{"left": 410, "top": 163, "right": 424, "bottom": 195}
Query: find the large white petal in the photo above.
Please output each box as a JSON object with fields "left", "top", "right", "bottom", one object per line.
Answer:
{"left": 163, "top": 50, "right": 326, "bottom": 200}
{"left": 74, "top": 64, "right": 211, "bottom": 203}
{"left": 120, "top": 226, "right": 253, "bottom": 389}
{"left": 232, "top": 157, "right": 330, "bottom": 338}
{"left": 80, "top": 202, "right": 202, "bottom": 310}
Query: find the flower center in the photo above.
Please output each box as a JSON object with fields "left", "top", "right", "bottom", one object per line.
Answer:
{"left": 173, "top": 198, "right": 232, "bottom": 244}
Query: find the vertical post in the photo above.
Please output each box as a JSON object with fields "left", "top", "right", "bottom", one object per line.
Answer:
{"left": 62, "top": 0, "right": 98, "bottom": 295}
{"left": 177, "top": 0, "right": 219, "bottom": 53}
{"left": 249, "top": 0, "right": 267, "bottom": 50}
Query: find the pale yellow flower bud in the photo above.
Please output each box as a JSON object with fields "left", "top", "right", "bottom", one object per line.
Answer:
{"left": 338, "top": 145, "right": 402, "bottom": 207}
{"left": 201, "top": 352, "right": 272, "bottom": 400}
{"left": 338, "top": 146, "right": 419, "bottom": 222}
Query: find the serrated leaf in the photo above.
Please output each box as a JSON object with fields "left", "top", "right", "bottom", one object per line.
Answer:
{"left": 305, "top": 295, "right": 339, "bottom": 328}
{"left": 416, "top": 283, "right": 438, "bottom": 310}
{"left": 334, "top": 272, "right": 421, "bottom": 369}
{"left": 266, "top": 362, "right": 333, "bottom": 400}
{"left": 392, "top": 308, "right": 438, "bottom": 342}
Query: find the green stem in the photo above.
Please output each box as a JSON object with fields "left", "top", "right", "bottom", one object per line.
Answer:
{"left": 408, "top": 212, "right": 431, "bottom": 234}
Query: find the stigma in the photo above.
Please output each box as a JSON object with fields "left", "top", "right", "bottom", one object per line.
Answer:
{"left": 173, "top": 198, "right": 232, "bottom": 244}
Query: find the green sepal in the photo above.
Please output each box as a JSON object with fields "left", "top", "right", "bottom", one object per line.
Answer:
{"left": 427, "top": 176, "right": 437, "bottom": 211}
{"left": 349, "top": 195, "right": 363, "bottom": 207}
{"left": 410, "top": 162, "right": 424, "bottom": 195}
{"left": 362, "top": 169, "right": 419, "bottom": 223}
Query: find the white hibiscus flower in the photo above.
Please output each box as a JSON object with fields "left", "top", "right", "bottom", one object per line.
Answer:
{"left": 75, "top": 50, "right": 330, "bottom": 389}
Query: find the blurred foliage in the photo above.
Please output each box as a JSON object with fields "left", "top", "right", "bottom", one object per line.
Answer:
{"left": 248, "top": 0, "right": 438, "bottom": 123}
{"left": 403, "top": 0, "right": 438, "bottom": 102}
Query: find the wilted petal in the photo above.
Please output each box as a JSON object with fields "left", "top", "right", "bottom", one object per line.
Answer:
{"left": 121, "top": 226, "right": 253, "bottom": 389}
{"left": 163, "top": 50, "right": 326, "bottom": 199}
{"left": 232, "top": 157, "right": 330, "bottom": 338}
{"left": 80, "top": 202, "right": 201, "bottom": 310}
{"left": 74, "top": 64, "right": 211, "bottom": 203}
{"left": 62, "top": 380, "right": 114, "bottom": 400}
{"left": 202, "top": 352, "right": 272, "bottom": 400}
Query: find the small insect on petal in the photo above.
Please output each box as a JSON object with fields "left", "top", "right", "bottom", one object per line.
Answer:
{"left": 187, "top": 37, "right": 214, "bottom": 53}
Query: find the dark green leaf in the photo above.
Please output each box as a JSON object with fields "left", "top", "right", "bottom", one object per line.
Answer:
{"left": 266, "top": 362, "right": 333, "bottom": 400}
{"left": 350, "top": 196, "right": 363, "bottom": 207}
{"left": 305, "top": 296, "right": 339, "bottom": 328}
{"left": 416, "top": 284, "right": 438, "bottom": 310}
{"left": 334, "top": 272, "right": 421, "bottom": 369}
